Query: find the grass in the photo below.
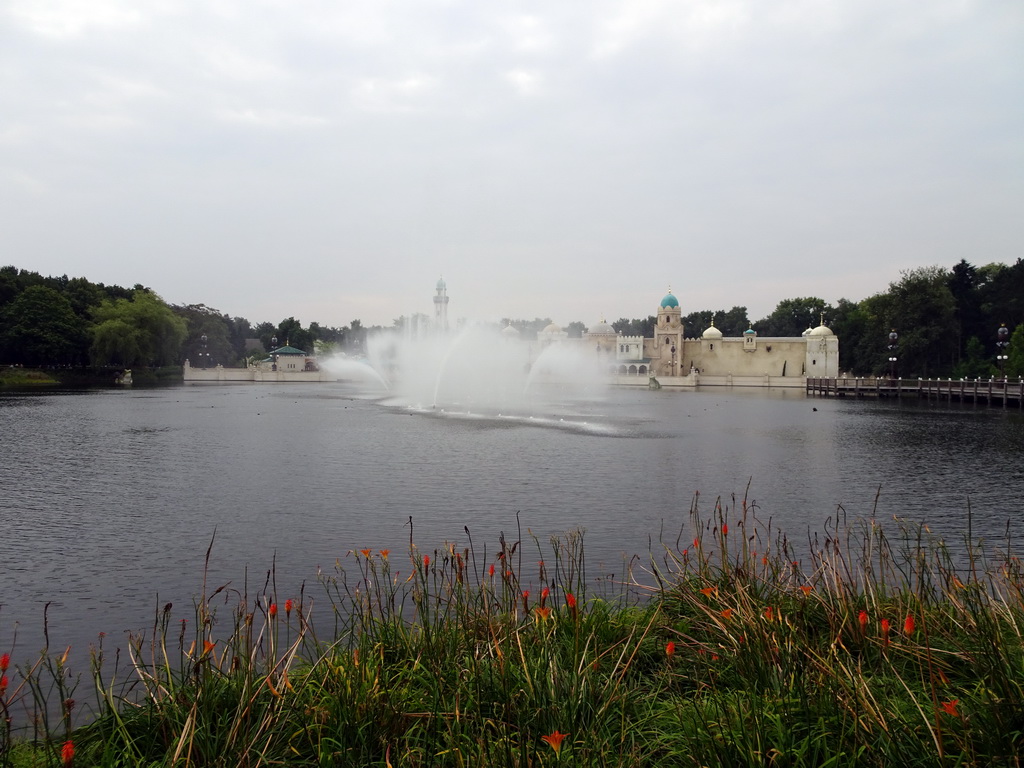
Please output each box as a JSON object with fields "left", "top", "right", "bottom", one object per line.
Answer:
{"left": 2, "top": 498, "right": 1023, "bottom": 767}
{"left": 0, "top": 368, "right": 59, "bottom": 387}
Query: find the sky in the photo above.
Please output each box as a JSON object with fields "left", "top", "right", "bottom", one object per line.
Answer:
{"left": 2, "top": 0, "right": 1022, "bottom": 330}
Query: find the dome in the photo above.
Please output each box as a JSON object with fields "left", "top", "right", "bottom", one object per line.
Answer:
{"left": 589, "top": 319, "right": 616, "bottom": 335}
{"left": 436, "top": 277, "right": 446, "bottom": 290}
{"left": 501, "top": 323, "right": 520, "bottom": 337}
{"left": 661, "top": 292, "right": 679, "bottom": 309}
{"left": 802, "top": 327, "right": 813, "bottom": 337}
{"left": 809, "top": 324, "right": 834, "bottom": 337}
{"left": 743, "top": 328, "right": 756, "bottom": 335}
{"left": 541, "top": 322, "right": 562, "bottom": 334}
{"left": 702, "top": 324, "right": 723, "bottom": 340}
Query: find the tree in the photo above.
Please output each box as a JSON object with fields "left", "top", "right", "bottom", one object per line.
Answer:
{"left": 753, "top": 298, "right": 830, "bottom": 337}
{"left": 90, "top": 290, "right": 187, "bottom": 367}
{"left": 952, "top": 337, "right": 994, "bottom": 379}
{"left": 1006, "top": 324, "right": 1024, "bottom": 378}
{"left": 174, "top": 304, "right": 235, "bottom": 367}
{"left": 0, "top": 285, "right": 87, "bottom": 365}
{"left": 566, "top": 321, "right": 586, "bottom": 338}
{"left": 885, "top": 267, "right": 958, "bottom": 377}
{"left": 612, "top": 316, "right": 656, "bottom": 337}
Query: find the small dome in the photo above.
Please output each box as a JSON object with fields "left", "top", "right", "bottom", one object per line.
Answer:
{"left": 589, "top": 319, "right": 616, "bottom": 335}
{"left": 541, "top": 322, "right": 562, "bottom": 334}
{"left": 743, "top": 328, "right": 756, "bottom": 336}
{"left": 702, "top": 323, "right": 723, "bottom": 340}
{"left": 501, "top": 323, "right": 520, "bottom": 337}
{"left": 436, "top": 277, "right": 446, "bottom": 290}
{"left": 809, "top": 324, "right": 834, "bottom": 337}
{"left": 661, "top": 292, "right": 679, "bottom": 309}
{"left": 802, "top": 327, "right": 813, "bottom": 337}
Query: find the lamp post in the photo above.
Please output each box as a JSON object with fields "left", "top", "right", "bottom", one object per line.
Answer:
{"left": 671, "top": 344, "right": 677, "bottom": 376}
{"left": 200, "top": 334, "right": 209, "bottom": 369}
{"left": 996, "top": 324, "right": 1010, "bottom": 378}
{"left": 887, "top": 330, "right": 898, "bottom": 380}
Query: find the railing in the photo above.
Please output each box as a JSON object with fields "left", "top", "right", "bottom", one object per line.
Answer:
{"left": 806, "top": 377, "right": 1024, "bottom": 408}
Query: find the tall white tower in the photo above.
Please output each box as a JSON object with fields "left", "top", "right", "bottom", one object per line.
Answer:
{"left": 433, "top": 277, "right": 449, "bottom": 331}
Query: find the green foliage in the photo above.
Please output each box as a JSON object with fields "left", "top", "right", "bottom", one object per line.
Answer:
{"left": 613, "top": 316, "right": 656, "bottom": 337}
{"left": 682, "top": 307, "right": 750, "bottom": 336}
{"left": 5, "top": 510, "right": 1024, "bottom": 767}
{"left": 90, "top": 290, "right": 188, "bottom": 367}
{"left": 1006, "top": 324, "right": 1024, "bottom": 378}
{"left": 753, "top": 297, "right": 830, "bottom": 337}
{"left": 0, "top": 286, "right": 86, "bottom": 366}
{"left": 951, "top": 337, "right": 994, "bottom": 379}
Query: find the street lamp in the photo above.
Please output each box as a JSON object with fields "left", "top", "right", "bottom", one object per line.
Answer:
{"left": 200, "top": 334, "right": 209, "bottom": 369}
{"left": 887, "top": 330, "right": 898, "bottom": 379}
{"left": 996, "top": 324, "right": 1010, "bottom": 378}
{"left": 671, "top": 344, "right": 677, "bottom": 376}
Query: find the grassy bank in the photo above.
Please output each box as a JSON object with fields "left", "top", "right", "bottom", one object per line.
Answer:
{"left": 2, "top": 501, "right": 1022, "bottom": 767}
{"left": 0, "top": 368, "right": 60, "bottom": 387}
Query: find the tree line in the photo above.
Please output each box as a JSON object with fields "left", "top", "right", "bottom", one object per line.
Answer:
{"left": 1, "top": 259, "right": 1022, "bottom": 377}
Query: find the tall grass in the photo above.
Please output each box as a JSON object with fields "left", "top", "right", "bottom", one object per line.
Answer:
{"left": 2, "top": 499, "right": 1022, "bottom": 767}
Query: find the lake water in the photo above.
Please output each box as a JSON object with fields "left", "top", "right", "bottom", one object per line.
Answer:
{"left": 2, "top": 382, "right": 1022, "bottom": 660}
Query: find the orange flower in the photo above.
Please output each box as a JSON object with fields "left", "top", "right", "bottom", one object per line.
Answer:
{"left": 541, "top": 730, "right": 568, "bottom": 755}
{"left": 360, "top": 549, "right": 371, "bottom": 558}
{"left": 423, "top": 555, "right": 430, "bottom": 567}
{"left": 203, "top": 640, "right": 216, "bottom": 655}
{"left": 285, "top": 599, "right": 294, "bottom": 615}
{"left": 881, "top": 618, "right": 891, "bottom": 646}
{"left": 799, "top": 585, "right": 813, "bottom": 595}
{"left": 693, "top": 537, "right": 699, "bottom": 548}
{"left": 380, "top": 549, "right": 390, "bottom": 558}
{"left": 764, "top": 607, "right": 774, "bottom": 621}
{"left": 565, "top": 593, "right": 577, "bottom": 609}
{"left": 268, "top": 603, "right": 278, "bottom": 618}
{"left": 721, "top": 608, "right": 733, "bottom": 620}
{"left": 700, "top": 587, "right": 716, "bottom": 597}
{"left": 0, "top": 653, "right": 8, "bottom": 672}
{"left": 904, "top": 615, "right": 915, "bottom": 635}
{"left": 541, "top": 587, "right": 550, "bottom": 605}
{"left": 941, "top": 699, "right": 959, "bottom": 717}
{"left": 665, "top": 641, "right": 675, "bottom": 657}
{"left": 858, "top": 610, "right": 869, "bottom": 633}
{"left": 61, "top": 740, "right": 74, "bottom": 767}
{"left": 535, "top": 606, "right": 552, "bottom": 620}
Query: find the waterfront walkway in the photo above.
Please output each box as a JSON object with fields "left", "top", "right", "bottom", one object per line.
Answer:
{"left": 807, "top": 377, "right": 1024, "bottom": 408}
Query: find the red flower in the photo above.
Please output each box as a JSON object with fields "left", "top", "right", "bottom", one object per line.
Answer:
{"left": 0, "top": 675, "right": 7, "bottom": 694}
{"left": 269, "top": 603, "right": 278, "bottom": 618}
{"left": 0, "top": 653, "right": 8, "bottom": 672}
{"left": 535, "top": 606, "right": 551, "bottom": 620}
{"left": 904, "top": 615, "right": 915, "bottom": 635}
{"left": 285, "top": 599, "right": 294, "bottom": 615}
{"left": 380, "top": 549, "right": 390, "bottom": 558}
{"left": 858, "top": 610, "right": 869, "bottom": 632}
{"left": 61, "top": 740, "right": 74, "bottom": 767}
{"left": 360, "top": 548, "right": 371, "bottom": 558}
{"left": 541, "top": 587, "right": 550, "bottom": 606}
{"left": 799, "top": 585, "right": 813, "bottom": 595}
{"left": 881, "top": 618, "right": 891, "bottom": 646}
{"left": 721, "top": 524, "right": 728, "bottom": 535}
{"left": 941, "top": 699, "right": 959, "bottom": 717}
{"left": 489, "top": 563, "right": 495, "bottom": 577}
{"left": 665, "top": 641, "right": 676, "bottom": 657}
{"left": 565, "top": 593, "right": 577, "bottom": 609}
{"left": 720, "top": 608, "right": 733, "bottom": 620}
{"left": 541, "top": 730, "right": 568, "bottom": 755}
{"left": 423, "top": 555, "right": 430, "bottom": 567}
{"left": 764, "top": 607, "right": 774, "bottom": 621}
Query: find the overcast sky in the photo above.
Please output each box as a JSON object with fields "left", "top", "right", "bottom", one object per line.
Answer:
{"left": 2, "top": 0, "right": 1021, "bottom": 329}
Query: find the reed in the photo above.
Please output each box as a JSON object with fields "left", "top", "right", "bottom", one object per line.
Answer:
{"left": 1, "top": 500, "right": 1022, "bottom": 766}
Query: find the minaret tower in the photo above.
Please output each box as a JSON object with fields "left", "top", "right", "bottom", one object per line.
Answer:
{"left": 433, "top": 277, "right": 449, "bottom": 331}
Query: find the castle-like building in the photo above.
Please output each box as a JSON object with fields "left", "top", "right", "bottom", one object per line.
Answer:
{"left": 579, "top": 290, "right": 838, "bottom": 386}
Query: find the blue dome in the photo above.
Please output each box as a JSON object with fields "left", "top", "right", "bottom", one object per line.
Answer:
{"left": 661, "top": 292, "right": 679, "bottom": 308}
